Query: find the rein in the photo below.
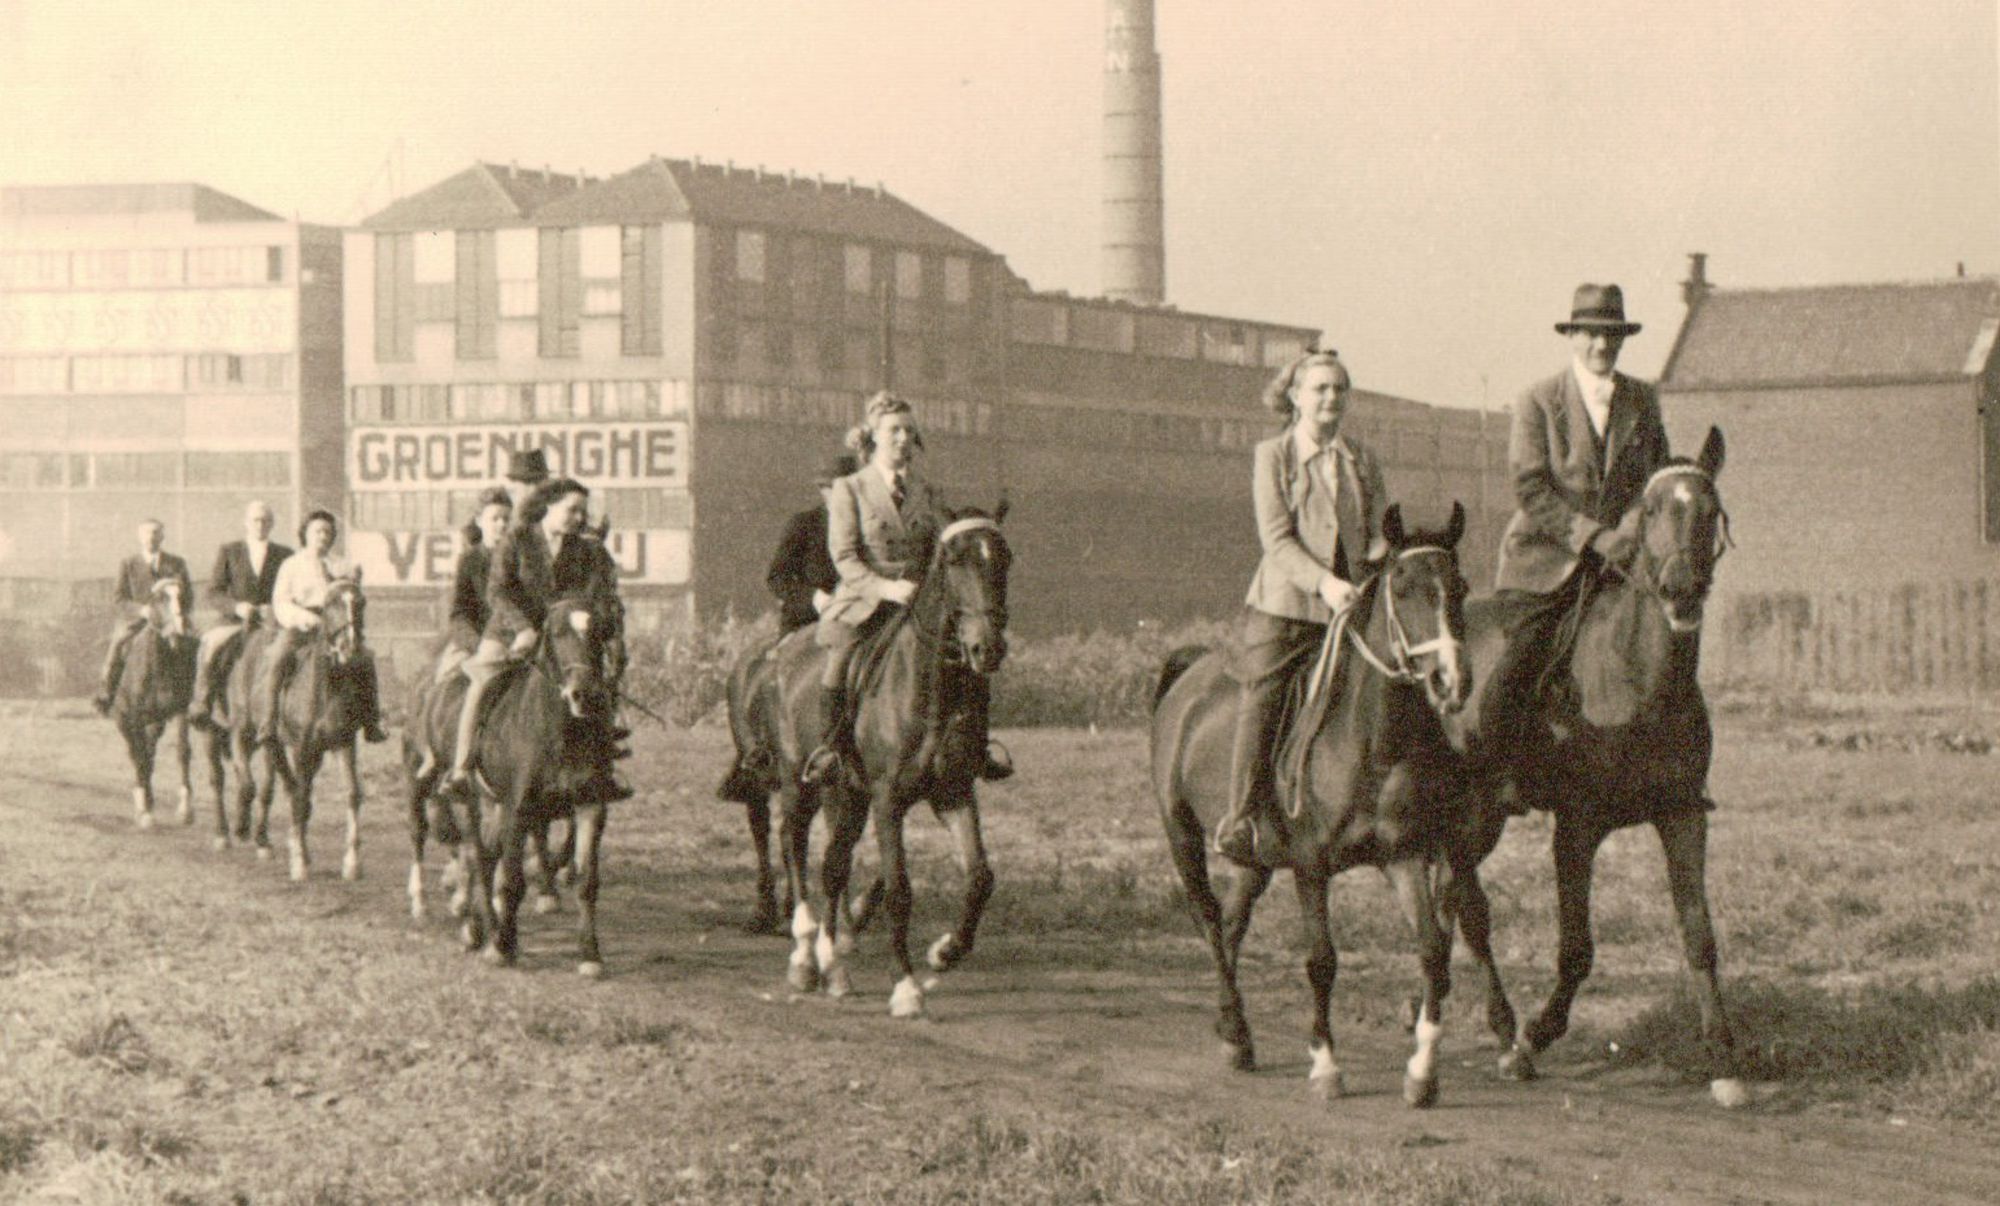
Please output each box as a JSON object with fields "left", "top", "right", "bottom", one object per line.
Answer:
{"left": 902, "top": 517, "right": 1007, "bottom": 673}
{"left": 1304, "top": 545, "right": 1461, "bottom": 706}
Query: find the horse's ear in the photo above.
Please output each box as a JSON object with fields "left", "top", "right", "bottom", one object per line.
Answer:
{"left": 993, "top": 489, "right": 1010, "bottom": 525}
{"left": 1382, "top": 503, "right": 1405, "bottom": 548}
{"left": 1697, "top": 426, "right": 1725, "bottom": 478}
{"left": 1446, "top": 501, "right": 1465, "bottom": 549}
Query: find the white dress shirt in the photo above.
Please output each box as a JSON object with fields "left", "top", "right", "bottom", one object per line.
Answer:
{"left": 272, "top": 550, "right": 359, "bottom": 630}
{"left": 1571, "top": 359, "right": 1615, "bottom": 440}
{"left": 246, "top": 539, "right": 269, "bottom": 576}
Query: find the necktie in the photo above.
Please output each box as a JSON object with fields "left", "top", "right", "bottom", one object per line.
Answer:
{"left": 891, "top": 475, "right": 906, "bottom": 512}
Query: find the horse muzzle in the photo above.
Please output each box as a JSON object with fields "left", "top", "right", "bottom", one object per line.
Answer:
{"left": 1424, "top": 654, "right": 1469, "bottom": 716}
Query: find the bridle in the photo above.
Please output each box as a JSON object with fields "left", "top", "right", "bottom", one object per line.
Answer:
{"left": 1629, "top": 464, "right": 1732, "bottom": 631}
{"left": 1306, "top": 545, "right": 1463, "bottom": 705}
{"left": 148, "top": 578, "right": 189, "bottom": 640}
{"left": 320, "top": 581, "right": 364, "bottom": 663}
{"left": 909, "top": 516, "right": 1009, "bottom": 672}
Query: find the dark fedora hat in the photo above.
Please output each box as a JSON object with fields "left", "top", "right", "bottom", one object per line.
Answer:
{"left": 505, "top": 447, "right": 551, "bottom": 484}
{"left": 1555, "top": 283, "right": 1642, "bottom": 336}
{"left": 813, "top": 453, "right": 858, "bottom": 487}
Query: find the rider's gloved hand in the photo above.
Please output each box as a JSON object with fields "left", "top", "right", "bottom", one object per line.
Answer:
{"left": 510, "top": 629, "right": 539, "bottom": 657}
{"left": 1589, "top": 526, "right": 1637, "bottom": 568}
{"left": 1317, "top": 575, "right": 1357, "bottom": 613}
{"left": 881, "top": 579, "right": 918, "bottom": 606}
{"left": 235, "top": 602, "right": 256, "bottom": 621}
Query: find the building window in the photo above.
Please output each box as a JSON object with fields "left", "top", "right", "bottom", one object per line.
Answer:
{"left": 621, "top": 225, "right": 663, "bottom": 356}
{"left": 843, "top": 244, "right": 872, "bottom": 294}
{"left": 71, "top": 354, "right": 182, "bottom": 393}
{"left": 186, "top": 450, "right": 290, "bottom": 488}
{"left": 131, "top": 249, "right": 182, "bottom": 287}
{"left": 455, "top": 229, "right": 498, "bottom": 360}
{"left": 1137, "top": 314, "right": 1197, "bottom": 359}
{"left": 736, "top": 230, "right": 766, "bottom": 283}
{"left": 0, "top": 453, "right": 65, "bottom": 490}
{"left": 1009, "top": 299, "right": 1068, "bottom": 346}
{"left": 894, "top": 250, "right": 922, "bottom": 300}
{"left": 1069, "top": 306, "right": 1135, "bottom": 354}
{"left": 188, "top": 246, "right": 269, "bottom": 286}
{"left": 1201, "top": 323, "right": 1249, "bottom": 365}
{"left": 374, "top": 232, "right": 415, "bottom": 362}
{"left": 0, "top": 251, "right": 71, "bottom": 289}
{"left": 496, "top": 228, "right": 538, "bottom": 319}
{"left": 1261, "top": 333, "right": 1308, "bottom": 367}
{"left": 538, "top": 227, "right": 582, "bottom": 358}
{"left": 532, "top": 381, "right": 574, "bottom": 420}
{"left": 0, "top": 357, "right": 71, "bottom": 394}
{"left": 266, "top": 246, "right": 286, "bottom": 283}
{"left": 91, "top": 452, "right": 181, "bottom": 489}
{"left": 944, "top": 256, "right": 971, "bottom": 306}
{"left": 72, "top": 250, "right": 131, "bottom": 288}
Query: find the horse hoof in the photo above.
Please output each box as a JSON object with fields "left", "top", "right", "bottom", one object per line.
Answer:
{"left": 1498, "top": 1047, "right": 1537, "bottom": 1082}
{"left": 1309, "top": 1069, "right": 1345, "bottom": 1101}
{"left": 824, "top": 965, "right": 852, "bottom": 999}
{"left": 135, "top": 812, "right": 155, "bottom": 831}
{"left": 212, "top": 837, "right": 230, "bottom": 853}
{"left": 255, "top": 845, "right": 274, "bottom": 862}
{"left": 577, "top": 961, "right": 604, "bottom": 980}
{"left": 460, "top": 923, "right": 479, "bottom": 951}
{"left": 1711, "top": 1078, "right": 1750, "bottom": 1109}
{"left": 533, "top": 893, "right": 562, "bottom": 916}
{"left": 480, "top": 945, "right": 514, "bottom": 967}
{"left": 289, "top": 860, "right": 309, "bottom": 883}
{"left": 889, "top": 976, "right": 925, "bottom": 1019}
{"left": 177, "top": 807, "right": 194, "bottom": 827}
{"left": 342, "top": 858, "right": 361, "bottom": 882}
{"left": 926, "top": 934, "right": 961, "bottom": 972}
{"left": 448, "top": 891, "right": 469, "bottom": 919}
{"left": 1221, "top": 1042, "right": 1255, "bottom": 1073}
{"left": 1404, "top": 1075, "right": 1440, "bottom": 1109}
{"left": 744, "top": 910, "right": 780, "bottom": 936}
{"left": 556, "top": 865, "right": 577, "bottom": 888}
{"left": 409, "top": 898, "right": 426, "bottom": 923}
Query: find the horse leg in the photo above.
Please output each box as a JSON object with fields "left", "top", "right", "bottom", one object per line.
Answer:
{"left": 173, "top": 714, "right": 194, "bottom": 825}
{"left": 1215, "top": 861, "right": 1274, "bottom": 1070}
{"left": 458, "top": 793, "right": 493, "bottom": 953}
{"left": 1520, "top": 814, "right": 1606, "bottom": 1061}
{"left": 340, "top": 740, "right": 363, "bottom": 882}
{"left": 1386, "top": 858, "right": 1451, "bottom": 1109}
{"left": 1655, "top": 807, "right": 1747, "bottom": 1108}
{"left": 407, "top": 762, "right": 439, "bottom": 920}
{"left": 1440, "top": 853, "right": 1523, "bottom": 1077}
{"left": 127, "top": 725, "right": 156, "bottom": 830}
{"left": 284, "top": 746, "right": 320, "bottom": 882}
{"left": 927, "top": 791, "right": 994, "bottom": 978}
{"left": 530, "top": 820, "right": 563, "bottom": 915}
{"left": 486, "top": 794, "right": 528, "bottom": 966}
{"left": 743, "top": 795, "right": 781, "bottom": 934}
{"left": 783, "top": 790, "right": 821, "bottom": 993}
{"left": 206, "top": 726, "right": 232, "bottom": 850}
{"left": 572, "top": 802, "right": 606, "bottom": 978}
{"left": 814, "top": 798, "right": 869, "bottom": 1000}
{"left": 875, "top": 804, "right": 923, "bottom": 1018}
{"left": 1293, "top": 867, "right": 1343, "bottom": 1100}
{"left": 252, "top": 737, "right": 279, "bottom": 858}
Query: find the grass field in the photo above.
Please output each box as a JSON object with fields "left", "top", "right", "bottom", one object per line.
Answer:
{"left": 3, "top": 690, "right": 2000, "bottom": 1202}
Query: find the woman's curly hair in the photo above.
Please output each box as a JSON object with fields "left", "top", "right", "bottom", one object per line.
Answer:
{"left": 1261, "top": 348, "right": 1348, "bottom": 418}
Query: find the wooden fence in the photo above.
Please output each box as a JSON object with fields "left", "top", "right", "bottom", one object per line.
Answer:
{"left": 1705, "top": 580, "right": 2000, "bottom": 693}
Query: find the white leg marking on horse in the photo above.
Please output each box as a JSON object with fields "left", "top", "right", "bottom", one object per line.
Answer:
{"left": 889, "top": 975, "right": 925, "bottom": 1018}
{"left": 342, "top": 849, "right": 362, "bottom": 882}
{"left": 1406, "top": 1016, "right": 1443, "bottom": 1083}
{"left": 1308, "top": 1043, "right": 1345, "bottom": 1099}
{"left": 408, "top": 863, "right": 426, "bottom": 919}
{"left": 926, "top": 933, "right": 956, "bottom": 972}
{"left": 133, "top": 787, "right": 153, "bottom": 828}
{"left": 177, "top": 784, "right": 193, "bottom": 824}
{"left": 791, "top": 902, "right": 818, "bottom": 941}
{"left": 1711, "top": 1078, "right": 1750, "bottom": 1109}
{"left": 814, "top": 928, "right": 837, "bottom": 973}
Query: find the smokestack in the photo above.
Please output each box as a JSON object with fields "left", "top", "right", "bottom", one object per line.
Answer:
{"left": 1681, "top": 252, "right": 1710, "bottom": 307}
{"left": 1103, "top": 0, "right": 1164, "bottom": 305}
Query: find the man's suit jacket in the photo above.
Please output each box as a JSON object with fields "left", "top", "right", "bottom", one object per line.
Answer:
{"left": 115, "top": 552, "right": 193, "bottom": 610}
{"left": 485, "top": 526, "right": 611, "bottom": 642}
{"left": 1493, "top": 368, "right": 1668, "bottom": 595}
{"left": 1242, "top": 429, "right": 1388, "bottom": 625}
{"left": 818, "top": 465, "right": 942, "bottom": 631}
{"left": 767, "top": 505, "right": 837, "bottom": 634}
{"left": 447, "top": 544, "right": 494, "bottom": 649}
{"left": 206, "top": 540, "right": 292, "bottom": 612}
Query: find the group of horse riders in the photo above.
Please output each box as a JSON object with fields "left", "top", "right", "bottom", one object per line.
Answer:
{"left": 1210, "top": 281, "right": 1683, "bottom": 865}
{"left": 93, "top": 279, "right": 1680, "bottom": 840}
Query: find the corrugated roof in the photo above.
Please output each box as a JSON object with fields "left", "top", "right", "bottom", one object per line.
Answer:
{"left": 1662, "top": 278, "right": 2000, "bottom": 391}
{"left": 531, "top": 159, "right": 691, "bottom": 226}
{"left": 360, "top": 163, "right": 587, "bottom": 230}
{"left": 1, "top": 182, "right": 282, "bottom": 223}
{"left": 657, "top": 159, "right": 990, "bottom": 253}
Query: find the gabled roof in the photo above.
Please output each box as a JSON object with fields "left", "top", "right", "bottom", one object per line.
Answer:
{"left": 360, "top": 163, "right": 587, "bottom": 230}
{"left": 1, "top": 182, "right": 282, "bottom": 223}
{"left": 362, "top": 158, "right": 993, "bottom": 254}
{"left": 1661, "top": 277, "right": 2000, "bottom": 392}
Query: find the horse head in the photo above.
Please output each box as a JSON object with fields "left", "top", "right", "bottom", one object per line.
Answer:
{"left": 1634, "top": 427, "right": 1728, "bottom": 635}
{"left": 542, "top": 596, "right": 607, "bottom": 721}
{"left": 1377, "top": 501, "right": 1471, "bottom": 715}
{"left": 146, "top": 577, "right": 191, "bottom": 642}
{"left": 925, "top": 508, "right": 1012, "bottom": 676}
{"left": 321, "top": 580, "right": 366, "bottom": 664}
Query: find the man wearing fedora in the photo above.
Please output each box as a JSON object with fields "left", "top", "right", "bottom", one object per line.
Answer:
{"left": 502, "top": 447, "right": 551, "bottom": 507}
{"left": 1479, "top": 283, "right": 1670, "bottom": 763}
{"left": 767, "top": 453, "right": 856, "bottom": 635}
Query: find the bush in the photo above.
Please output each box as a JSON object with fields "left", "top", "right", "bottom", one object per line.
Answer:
{"left": 622, "top": 611, "right": 777, "bottom": 729}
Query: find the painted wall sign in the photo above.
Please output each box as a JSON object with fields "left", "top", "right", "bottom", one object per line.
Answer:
{"left": 348, "top": 527, "right": 691, "bottom": 588}
{"left": 347, "top": 422, "right": 688, "bottom": 491}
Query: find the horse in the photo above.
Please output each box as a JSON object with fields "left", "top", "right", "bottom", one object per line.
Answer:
{"left": 1152, "top": 503, "right": 1473, "bottom": 1108}
{"left": 740, "top": 508, "right": 1010, "bottom": 1018}
{"left": 227, "top": 581, "right": 375, "bottom": 882}
{"left": 717, "top": 629, "right": 793, "bottom": 934}
{"left": 406, "top": 596, "right": 615, "bottom": 973}
{"left": 1445, "top": 427, "right": 1747, "bottom": 1108}
{"left": 106, "top": 578, "right": 197, "bottom": 830}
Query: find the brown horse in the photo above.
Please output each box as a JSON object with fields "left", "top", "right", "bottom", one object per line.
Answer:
{"left": 107, "top": 578, "right": 196, "bottom": 830}
{"left": 1152, "top": 504, "right": 1473, "bottom": 1107}
{"left": 1445, "top": 427, "right": 1747, "bottom": 1107}
{"left": 224, "top": 582, "right": 375, "bottom": 882}
{"left": 740, "top": 509, "right": 1010, "bottom": 1018}
{"left": 404, "top": 597, "right": 614, "bottom": 973}
{"left": 718, "top": 629, "right": 791, "bottom": 934}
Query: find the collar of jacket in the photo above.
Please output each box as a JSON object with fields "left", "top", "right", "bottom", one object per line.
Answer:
{"left": 1279, "top": 426, "right": 1358, "bottom": 492}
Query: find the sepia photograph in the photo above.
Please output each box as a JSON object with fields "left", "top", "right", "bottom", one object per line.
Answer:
{"left": 4, "top": 1, "right": 2000, "bottom": 1201}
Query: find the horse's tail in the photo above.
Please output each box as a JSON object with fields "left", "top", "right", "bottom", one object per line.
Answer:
{"left": 1151, "top": 644, "right": 1209, "bottom": 714}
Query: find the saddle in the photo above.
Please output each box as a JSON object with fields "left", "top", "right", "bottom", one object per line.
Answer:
{"left": 829, "top": 610, "right": 906, "bottom": 743}
{"left": 1270, "top": 603, "right": 1363, "bottom": 824}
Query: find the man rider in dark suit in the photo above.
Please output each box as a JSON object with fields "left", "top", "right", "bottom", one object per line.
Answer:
{"left": 767, "top": 454, "right": 855, "bottom": 634}
{"left": 187, "top": 500, "right": 292, "bottom": 729}
{"left": 94, "top": 518, "right": 194, "bottom": 713}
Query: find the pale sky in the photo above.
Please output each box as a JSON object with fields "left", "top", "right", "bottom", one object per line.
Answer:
{"left": 4, "top": 0, "right": 1997, "bottom": 412}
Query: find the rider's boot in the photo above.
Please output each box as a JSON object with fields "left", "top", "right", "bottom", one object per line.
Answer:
{"left": 801, "top": 686, "right": 851, "bottom": 786}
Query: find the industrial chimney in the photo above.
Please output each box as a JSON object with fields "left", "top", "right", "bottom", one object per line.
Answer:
{"left": 1103, "top": 0, "right": 1165, "bottom": 305}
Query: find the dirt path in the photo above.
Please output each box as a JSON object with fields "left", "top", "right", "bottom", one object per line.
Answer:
{"left": 4, "top": 704, "right": 1999, "bottom": 1204}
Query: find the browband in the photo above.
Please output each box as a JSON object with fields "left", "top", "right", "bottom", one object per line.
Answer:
{"left": 936, "top": 516, "right": 1000, "bottom": 545}
{"left": 1645, "top": 464, "right": 1712, "bottom": 493}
